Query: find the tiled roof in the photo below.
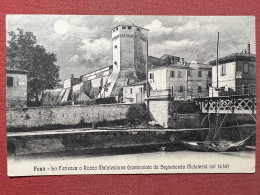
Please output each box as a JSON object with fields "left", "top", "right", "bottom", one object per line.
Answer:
{"left": 209, "top": 53, "right": 256, "bottom": 65}
{"left": 6, "top": 67, "right": 29, "bottom": 74}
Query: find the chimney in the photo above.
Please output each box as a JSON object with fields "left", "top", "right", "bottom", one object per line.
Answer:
{"left": 181, "top": 58, "right": 185, "bottom": 65}
{"left": 247, "top": 42, "right": 251, "bottom": 54}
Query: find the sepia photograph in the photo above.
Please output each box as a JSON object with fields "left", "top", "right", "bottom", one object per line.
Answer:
{"left": 6, "top": 15, "right": 256, "bottom": 176}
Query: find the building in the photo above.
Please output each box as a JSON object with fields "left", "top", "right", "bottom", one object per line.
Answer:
{"left": 148, "top": 58, "right": 212, "bottom": 100}
{"left": 185, "top": 61, "right": 212, "bottom": 98}
{"left": 42, "top": 24, "right": 149, "bottom": 105}
{"left": 99, "top": 24, "right": 149, "bottom": 98}
{"left": 209, "top": 43, "right": 256, "bottom": 97}
{"left": 42, "top": 23, "right": 214, "bottom": 105}
{"left": 6, "top": 67, "right": 28, "bottom": 107}
{"left": 123, "top": 81, "right": 146, "bottom": 103}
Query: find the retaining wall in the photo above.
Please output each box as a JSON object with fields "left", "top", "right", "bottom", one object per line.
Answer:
{"left": 7, "top": 104, "right": 131, "bottom": 130}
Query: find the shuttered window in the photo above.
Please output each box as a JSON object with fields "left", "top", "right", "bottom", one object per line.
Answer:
{"left": 7, "top": 77, "right": 13, "bottom": 87}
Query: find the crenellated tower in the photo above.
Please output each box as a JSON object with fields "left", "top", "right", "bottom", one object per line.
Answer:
{"left": 99, "top": 24, "right": 149, "bottom": 98}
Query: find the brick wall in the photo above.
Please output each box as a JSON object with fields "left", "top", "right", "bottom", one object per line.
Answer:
{"left": 7, "top": 104, "right": 131, "bottom": 129}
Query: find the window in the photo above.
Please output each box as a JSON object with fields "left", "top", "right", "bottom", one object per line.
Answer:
{"left": 208, "top": 71, "right": 212, "bottom": 77}
{"left": 198, "top": 86, "right": 202, "bottom": 93}
{"left": 130, "top": 88, "right": 132, "bottom": 94}
{"left": 243, "top": 63, "right": 249, "bottom": 74}
{"left": 177, "top": 71, "right": 182, "bottom": 78}
{"left": 222, "top": 64, "right": 226, "bottom": 75}
{"left": 114, "top": 45, "right": 117, "bottom": 48}
{"left": 187, "top": 70, "right": 191, "bottom": 77}
{"left": 198, "top": 70, "right": 202, "bottom": 77}
{"left": 137, "top": 27, "right": 140, "bottom": 31}
{"left": 140, "top": 87, "right": 143, "bottom": 92}
{"left": 179, "top": 86, "right": 184, "bottom": 92}
{"left": 116, "top": 27, "right": 118, "bottom": 31}
{"left": 113, "top": 29, "right": 115, "bottom": 33}
{"left": 7, "top": 76, "right": 13, "bottom": 87}
{"left": 149, "top": 73, "right": 153, "bottom": 79}
{"left": 128, "top": 26, "right": 131, "bottom": 29}
{"left": 122, "top": 26, "right": 126, "bottom": 29}
{"left": 171, "top": 71, "right": 175, "bottom": 78}
{"left": 114, "top": 61, "right": 117, "bottom": 65}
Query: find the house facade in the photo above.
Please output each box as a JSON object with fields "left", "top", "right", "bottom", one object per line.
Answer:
{"left": 209, "top": 51, "right": 256, "bottom": 97}
{"left": 148, "top": 61, "right": 212, "bottom": 100}
{"left": 6, "top": 67, "right": 28, "bottom": 107}
{"left": 123, "top": 81, "right": 146, "bottom": 103}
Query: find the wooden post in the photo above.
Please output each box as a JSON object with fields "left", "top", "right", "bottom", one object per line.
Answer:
{"left": 216, "top": 32, "right": 219, "bottom": 88}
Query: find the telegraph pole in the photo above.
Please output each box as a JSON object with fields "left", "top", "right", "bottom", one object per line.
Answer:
{"left": 146, "top": 34, "right": 150, "bottom": 120}
{"left": 146, "top": 38, "right": 149, "bottom": 99}
{"left": 216, "top": 32, "right": 219, "bottom": 88}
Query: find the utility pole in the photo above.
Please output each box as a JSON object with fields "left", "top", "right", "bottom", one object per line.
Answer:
{"left": 186, "top": 68, "right": 189, "bottom": 100}
{"left": 216, "top": 32, "right": 219, "bottom": 88}
{"left": 146, "top": 36, "right": 150, "bottom": 117}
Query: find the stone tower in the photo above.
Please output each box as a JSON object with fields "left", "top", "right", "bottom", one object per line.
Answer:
{"left": 100, "top": 24, "right": 149, "bottom": 98}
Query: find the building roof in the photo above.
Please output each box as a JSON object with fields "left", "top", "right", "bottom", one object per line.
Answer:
{"left": 6, "top": 67, "right": 29, "bottom": 74}
{"left": 148, "top": 56, "right": 167, "bottom": 69}
{"left": 160, "top": 54, "right": 180, "bottom": 60}
{"left": 112, "top": 24, "right": 149, "bottom": 31}
{"left": 124, "top": 80, "right": 147, "bottom": 87}
{"left": 209, "top": 53, "right": 256, "bottom": 65}
{"left": 186, "top": 62, "right": 212, "bottom": 70}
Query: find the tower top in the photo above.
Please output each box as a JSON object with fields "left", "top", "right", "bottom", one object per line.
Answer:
{"left": 111, "top": 24, "right": 149, "bottom": 32}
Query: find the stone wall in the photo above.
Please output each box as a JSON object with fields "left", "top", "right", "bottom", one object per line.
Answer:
{"left": 149, "top": 100, "right": 169, "bottom": 128}
{"left": 8, "top": 129, "right": 209, "bottom": 156}
{"left": 7, "top": 104, "right": 131, "bottom": 130}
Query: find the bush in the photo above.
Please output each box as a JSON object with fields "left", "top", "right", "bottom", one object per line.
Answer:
{"left": 126, "top": 103, "right": 148, "bottom": 124}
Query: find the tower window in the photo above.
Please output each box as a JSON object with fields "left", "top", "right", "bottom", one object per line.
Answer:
{"left": 114, "top": 61, "right": 117, "bottom": 65}
{"left": 114, "top": 45, "right": 117, "bottom": 48}
{"left": 128, "top": 26, "right": 131, "bottom": 29}
{"left": 122, "top": 26, "right": 126, "bottom": 29}
{"left": 7, "top": 76, "right": 13, "bottom": 87}
{"left": 130, "top": 88, "right": 132, "bottom": 94}
{"left": 116, "top": 27, "right": 118, "bottom": 31}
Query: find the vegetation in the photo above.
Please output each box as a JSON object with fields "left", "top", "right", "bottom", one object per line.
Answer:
{"left": 6, "top": 28, "right": 61, "bottom": 105}
{"left": 126, "top": 103, "right": 148, "bottom": 125}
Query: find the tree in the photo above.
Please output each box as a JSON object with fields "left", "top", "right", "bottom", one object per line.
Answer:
{"left": 6, "top": 28, "right": 61, "bottom": 105}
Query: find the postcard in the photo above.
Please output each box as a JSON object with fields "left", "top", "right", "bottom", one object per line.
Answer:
{"left": 6, "top": 15, "right": 256, "bottom": 176}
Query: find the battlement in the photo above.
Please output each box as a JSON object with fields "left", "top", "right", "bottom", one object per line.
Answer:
{"left": 112, "top": 24, "right": 149, "bottom": 37}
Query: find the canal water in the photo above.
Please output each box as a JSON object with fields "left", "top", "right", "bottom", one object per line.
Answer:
{"left": 8, "top": 150, "right": 255, "bottom": 176}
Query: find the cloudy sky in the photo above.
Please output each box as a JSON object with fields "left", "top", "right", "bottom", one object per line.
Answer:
{"left": 6, "top": 15, "right": 255, "bottom": 81}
